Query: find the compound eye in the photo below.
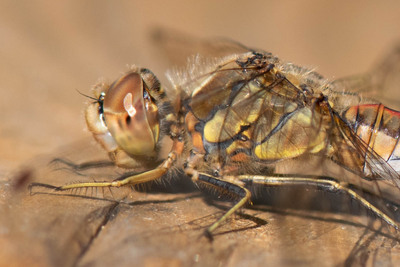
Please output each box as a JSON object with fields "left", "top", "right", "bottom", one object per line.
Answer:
{"left": 103, "top": 72, "right": 159, "bottom": 155}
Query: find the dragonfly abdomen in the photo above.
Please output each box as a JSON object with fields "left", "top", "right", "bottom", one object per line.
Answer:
{"left": 343, "top": 104, "right": 400, "bottom": 171}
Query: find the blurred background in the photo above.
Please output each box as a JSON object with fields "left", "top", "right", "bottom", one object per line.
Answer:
{"left": 1, "top": 1, "right": 400, "bottom": 266}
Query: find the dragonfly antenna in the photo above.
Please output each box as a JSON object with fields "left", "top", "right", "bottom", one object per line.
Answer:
{"left": 76, "top": 89, "right": 98, "bottom": 101}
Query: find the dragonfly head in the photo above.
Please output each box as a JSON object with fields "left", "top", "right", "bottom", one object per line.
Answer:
{"left": 101, "top": 71, "right": 160, "bottom": 156}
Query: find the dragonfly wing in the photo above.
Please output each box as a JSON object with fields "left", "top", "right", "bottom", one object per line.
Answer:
{"left": 332, "top": 112, "right": 400, "bottom": 195}
{"left": 151, "top": 28, "right": 253, "bottom": 70}
{"left": 329, "top": 43, "right": 400, "bottom": 110}
{"left": 372, "top": 43, "right": 400, "bottom": 109}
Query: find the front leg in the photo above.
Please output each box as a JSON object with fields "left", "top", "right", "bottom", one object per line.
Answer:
{"left": 30, "top": 151, "right": 178, "bottom": 193}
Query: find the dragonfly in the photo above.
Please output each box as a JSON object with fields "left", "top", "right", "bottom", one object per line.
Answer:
{"left": 31, "top": 38, "right": 400, "bottom": 239}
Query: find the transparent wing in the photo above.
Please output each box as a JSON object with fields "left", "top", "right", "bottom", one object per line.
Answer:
{"left": 332, "top": 112, "right": 400, "bottom": 190}
{"left": 150, "top": 27, "right": 254, "bottom": 70}
{"left": 372, "top": 43, "right": 400, "bottom": 109}
{"left": 328, "top": 43, "right": 400, "bottom": 110}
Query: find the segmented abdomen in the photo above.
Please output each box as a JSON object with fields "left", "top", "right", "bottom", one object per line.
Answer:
{"left": 343, "top": 104, "right": 400, "bottom": 172}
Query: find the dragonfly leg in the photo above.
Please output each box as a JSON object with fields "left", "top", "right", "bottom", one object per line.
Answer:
{"left": 188, "top": 170, "right": 251, "bottom": 238}
{"left": 237, "top": 174, "right": 400, "bottom": 230}
{"left": 57, "top": 151, "right": 178, "bottom": 191}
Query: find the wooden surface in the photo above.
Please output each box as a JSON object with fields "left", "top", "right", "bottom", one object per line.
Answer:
{"left": 2, "top": 1, "right": 400, "bottom": 266}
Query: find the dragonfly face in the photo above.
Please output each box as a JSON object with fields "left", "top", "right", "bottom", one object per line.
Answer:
{"left": 39, "top": 42, "right": 400, "bottom": 237}
{"left": 85, "top": 67, "right": 175, "bottom": 169}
